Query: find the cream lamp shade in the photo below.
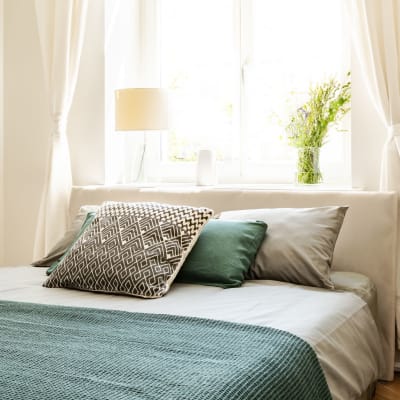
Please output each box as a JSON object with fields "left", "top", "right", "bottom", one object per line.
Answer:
{"left": 115, "top": 88, "right": 168, "bottom": 131}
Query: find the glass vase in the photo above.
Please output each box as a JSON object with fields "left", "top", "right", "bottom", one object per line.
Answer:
{"left": 295, "top": 147, "right": 322, "bottom": 185}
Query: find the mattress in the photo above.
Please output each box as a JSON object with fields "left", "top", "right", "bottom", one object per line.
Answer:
{"left": 0, "top": 266, "right": 383, "bottom": 400}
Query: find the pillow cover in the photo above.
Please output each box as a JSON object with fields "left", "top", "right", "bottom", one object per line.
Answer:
{"left": 219, "top": 206, "right": 348, "bottom": 289}
{"left": 46, "top": 211, "right": 97, "bottom": 276}
{"left": 330, "top": 271, "right": 378, "bottom": 323}
{"left": 176, "top": 219, "right": 267, "bottom": 288}
{"left": 44, "top": 201, "right": 213, "bottom": 298}
{"left": 32, "top": 205, "right": 100, "bottom": 267}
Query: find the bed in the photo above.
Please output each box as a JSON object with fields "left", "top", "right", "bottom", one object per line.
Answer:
{"left": 0, "top": 186, "right": 397, "bottom": 400}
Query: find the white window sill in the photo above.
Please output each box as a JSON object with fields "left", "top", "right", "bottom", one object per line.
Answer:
{"left": 92, "top": 182, "right": 362, "bottom": 192}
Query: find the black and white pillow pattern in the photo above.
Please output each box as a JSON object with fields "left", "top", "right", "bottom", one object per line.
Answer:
{"left": 44, "top": 201, "right": 214, "bottom": 298}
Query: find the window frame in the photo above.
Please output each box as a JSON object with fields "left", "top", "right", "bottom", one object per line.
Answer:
{"left": 106, "top": 0, "right": 351, "bottom": 186}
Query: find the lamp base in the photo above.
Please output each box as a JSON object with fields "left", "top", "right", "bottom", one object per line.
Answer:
{"left": 122, "top": 134, "right": 146, "bottom": 183}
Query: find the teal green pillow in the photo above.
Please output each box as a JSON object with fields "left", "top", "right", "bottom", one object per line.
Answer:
{"left": 176, "top": 219, "right": 267, "bottom": 288}
{"left": 46, "top": 212, "right": 97, "bottom": 275}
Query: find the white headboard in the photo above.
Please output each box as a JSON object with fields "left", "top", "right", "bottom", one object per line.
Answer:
{"left": 70, "top": 185, "right": 398, "bottom": 379}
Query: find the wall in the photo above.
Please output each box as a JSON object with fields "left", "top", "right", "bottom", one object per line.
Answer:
{"left": 3, "top": 0, "right": 50, "bottom": 265}
{"left": 0, "top": 0, "right": 388, "bottom": 265}
{"left": 2, "top": 0, "right": 105, "bottom": 265}
{"left": 0, "top": 0, "right": 4, "bottom": 264}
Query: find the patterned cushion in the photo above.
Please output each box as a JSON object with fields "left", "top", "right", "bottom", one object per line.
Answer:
{"left": 44, "top": 202, "right": 213, "bottom": 298}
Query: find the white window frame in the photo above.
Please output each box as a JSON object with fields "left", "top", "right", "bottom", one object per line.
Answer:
{"left": 106, "top": 0, "right": 351, "bottom": 186}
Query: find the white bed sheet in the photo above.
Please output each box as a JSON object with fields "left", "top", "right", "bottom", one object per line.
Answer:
{"left": 0, "top": 266, "right": 383, "bottom": 400}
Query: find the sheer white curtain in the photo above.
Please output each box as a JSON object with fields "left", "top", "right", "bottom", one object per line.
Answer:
{"left": 33, "top": 0, "right": 88, "bottom": 259}
{"left": 105, "top": 0, "right": 161, "bottom": 183}
{"left": 350, "top": 0, "right": 400, "bottom": 347}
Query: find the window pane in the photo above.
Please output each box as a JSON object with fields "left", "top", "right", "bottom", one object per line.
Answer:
{"left": 244, "top": 0, "right": 349, "bottom": 166}
{"left": 160, "top": 0, "right": 237, "bottom": 163}
{"left": 109, "top": 0, "right": 350, "bottom": 184}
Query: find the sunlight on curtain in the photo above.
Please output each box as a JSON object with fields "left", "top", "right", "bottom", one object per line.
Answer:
{"left": 33, "top": 0, "right": 88, "bottom": 258}
{"left": 350, "top": 0, "right": 400, "bottom": 349}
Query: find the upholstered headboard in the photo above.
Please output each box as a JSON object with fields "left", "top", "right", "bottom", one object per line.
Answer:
{"left": 70, "top": 185, "right": 398, "bottom": 379}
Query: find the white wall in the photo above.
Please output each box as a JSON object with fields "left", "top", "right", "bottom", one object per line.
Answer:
{"left": 0, "top": 0, "right": 4, "bottom": 264}
{"left": 0, "top": 0, "right": 389, "bottom": 265}
{"left": 3, "top": 0, "right": 50, "bottom": 265}
{"left": 2, "top": 0, "right": 105, "bottom": 265}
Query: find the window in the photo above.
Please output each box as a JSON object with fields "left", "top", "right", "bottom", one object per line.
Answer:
{"left": 106, "top": 0, "right": 350, "bottom": 185}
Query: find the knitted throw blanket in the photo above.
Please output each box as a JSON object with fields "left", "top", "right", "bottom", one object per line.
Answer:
{"left": 0, "top": 300, "right": 332, "bottom": 400}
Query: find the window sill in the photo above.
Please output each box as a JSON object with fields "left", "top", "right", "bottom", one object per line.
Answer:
{"left": 96, "top": 182, "right": 361, "bottom": 192}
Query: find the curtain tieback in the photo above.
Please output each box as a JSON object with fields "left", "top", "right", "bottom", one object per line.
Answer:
{"left": 52, "top": 116, "right": 67, "bottom": 138}
{"left": 388, "top": 124, "right": 400, "bottom": 138}
{"left": 387, "top": 124, "right": 400, "bottom": 156}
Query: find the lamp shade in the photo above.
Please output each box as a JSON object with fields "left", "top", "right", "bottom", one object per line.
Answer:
{"left": 115, "top": 88, "right": 168, "bottom": 131}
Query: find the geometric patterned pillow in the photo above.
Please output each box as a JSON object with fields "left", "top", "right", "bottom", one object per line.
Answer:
{"left": 43, "top": 202, "right": 214, "bottom": 298}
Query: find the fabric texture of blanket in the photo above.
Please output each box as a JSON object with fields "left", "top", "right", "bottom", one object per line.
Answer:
{"left": 0, "top": 300, "right": 332, "bottom": 400}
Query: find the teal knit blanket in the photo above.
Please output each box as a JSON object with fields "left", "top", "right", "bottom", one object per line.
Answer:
{"left": 0, "top": 300, "right": 332, "bottom": 400}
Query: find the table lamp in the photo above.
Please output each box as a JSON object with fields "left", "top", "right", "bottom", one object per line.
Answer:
{"left": 115, "top": 88, "right": 168, "bottom": 182}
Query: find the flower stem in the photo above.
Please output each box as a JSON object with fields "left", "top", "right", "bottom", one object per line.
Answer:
{"left": 296, "top": 147, "right": 322, "bottom": 184}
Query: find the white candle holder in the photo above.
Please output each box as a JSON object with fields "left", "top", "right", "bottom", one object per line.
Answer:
{"left": 196, "top": 149, "right": 217, "bottom": 186}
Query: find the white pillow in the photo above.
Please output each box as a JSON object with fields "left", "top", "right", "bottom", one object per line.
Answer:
{"left": 219, "top": 206, "right": 348, "bottom": 289}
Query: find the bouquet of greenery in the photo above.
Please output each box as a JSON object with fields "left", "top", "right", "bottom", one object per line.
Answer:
{"left": 286, "top": 74, "right": 351, "bottom": 183}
